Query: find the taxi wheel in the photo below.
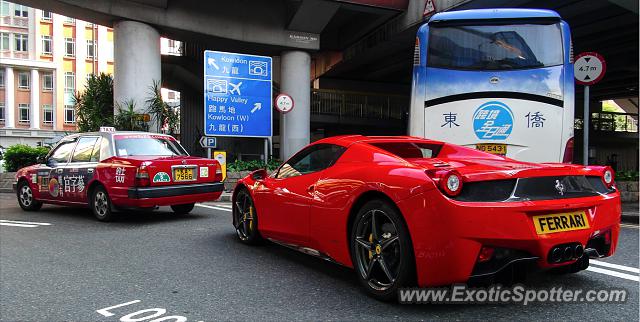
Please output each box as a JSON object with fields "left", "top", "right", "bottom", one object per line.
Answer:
{"left": 350, "top": 199, "right": 415, "bottom": 301}
{"left": 171, "top": 203, "right": 195, "bottom": 215}
{"left": 233, "top": 188, "right": 262, "bottom": 245}
{"left": 17, "top": 180, "right": 42, "bottom": 211}
{"left": 91, "top": 185, "right": 114, "bottom": 222}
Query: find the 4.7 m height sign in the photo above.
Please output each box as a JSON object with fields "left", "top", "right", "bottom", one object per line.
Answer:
{"left": 204, "top": 50, "right": 272, "bottom": 137}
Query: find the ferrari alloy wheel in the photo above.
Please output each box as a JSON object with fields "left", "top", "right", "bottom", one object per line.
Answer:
{"left": 91, "top": 185, "right": 114, "bottom": 222}
{"left": 233, "top": 189, "right": 262, "bottom": 244}
{"left": 351, "top": 199, "right": 414, "bottom": 301}
{"left": 17, "top": 181, "right": 42, "bottom": 211}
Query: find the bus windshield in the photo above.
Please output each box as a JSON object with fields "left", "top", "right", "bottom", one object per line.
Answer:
{"left": 427, "top": 23, "right": 563, "bottom": 70}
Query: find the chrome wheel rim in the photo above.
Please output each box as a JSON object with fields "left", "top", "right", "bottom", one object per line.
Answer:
{"left": 19, "top": 185, "right": 33, "bottom": 207}
{"left": 234, "top": 191, "right": 254, "bottom": 241}
{"left": 354, "top": 209, "right": 401, "bottom": 291}
{"left": 94, "top": 191, "right": 108, "bottom": 217}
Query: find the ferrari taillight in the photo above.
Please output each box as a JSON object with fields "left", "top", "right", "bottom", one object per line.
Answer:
{"left": 425, "top": 169, "right": 464, "bottom": 197}
{"left": 602, "top": 166, "right": 614, "bottom": 188}
{"left": 135, "top": 165, "right": 150, "bottom": 187}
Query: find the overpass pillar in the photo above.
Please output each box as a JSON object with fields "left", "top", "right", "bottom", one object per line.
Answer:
{"left": 113, "top": 20, "right": 161, "bottom": 132}
{"left": 280, "top": 51, "right": 311, "bottom": 160}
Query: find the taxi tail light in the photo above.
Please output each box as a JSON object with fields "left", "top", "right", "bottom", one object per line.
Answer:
{"left": 214, "top": 163, "right": 223, "bottom": 182}
{"left": 601, "top": 166, "right": 615, "bottom": 188}
{"left": 425, "top": 169, "right": 463, "bottom": 197}
{"left": 135, "top": 166, "right": 150, "bottom": 187}
{"left": 562, "top": 137, "right": 574, "bottom": 163}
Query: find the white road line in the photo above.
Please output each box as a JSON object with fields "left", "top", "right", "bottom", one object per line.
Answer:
{"left": 0, "top": 219, "right": 52, "bottom": 226}
{"left": 196, "top": 204, "right": 232, "bottom": 212}
{"left": 590, "top": 260, "right": 640, "bottom": 274}
{"left": 0, "top": 222, "right": 40, "bottom": 228}
{"left": 586, "top": 266, "right": 639, "bottom": 282}
{"left": 620, "top": 224, "right": 638, "bottom": 229}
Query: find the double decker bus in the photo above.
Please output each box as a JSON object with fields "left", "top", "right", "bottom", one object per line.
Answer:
{"left": 409, "top": 8, "right": 574, "bottom": 163}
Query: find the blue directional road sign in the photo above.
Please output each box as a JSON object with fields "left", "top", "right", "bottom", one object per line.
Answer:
{"left": 204, "top": 50, "right": 272, "bottom": 137}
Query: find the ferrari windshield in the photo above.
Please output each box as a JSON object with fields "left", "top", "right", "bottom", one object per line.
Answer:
{"left": 370, "top": 142, "right": 442, "bottom": 159}
{"left": 114, "top": 136, "right": 187, "bottom": 157}
{"left": 428, "top": 23, "right": 563, "bottom": 70}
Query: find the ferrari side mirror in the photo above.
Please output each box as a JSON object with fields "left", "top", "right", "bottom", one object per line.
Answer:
{"left": 250, "top": 168, "right": 268, "bottom": 181}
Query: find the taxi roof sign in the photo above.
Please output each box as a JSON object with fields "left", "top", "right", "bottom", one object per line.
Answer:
{"left": 100, "top": 126, "right": 116, "bottom": 132}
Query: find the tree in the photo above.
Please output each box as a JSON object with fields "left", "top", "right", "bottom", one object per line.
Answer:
{"left": 114, "top": 100, "right": 148, "bottom": 131}
{"left": 146, "top": 81, "right": 180, "bottom": 135}
{"left": 74, "top": 73, "right": 114, "bottom": 132}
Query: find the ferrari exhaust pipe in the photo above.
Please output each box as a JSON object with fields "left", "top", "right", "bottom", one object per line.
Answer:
{"left": 562, "top": 246, "right": 574, "bottom": 261}
{"left": 574, "top": 244, "right": 584, "bottom": 258}
{"left": 550, "top": 247, "right": 563, "bottom": 263}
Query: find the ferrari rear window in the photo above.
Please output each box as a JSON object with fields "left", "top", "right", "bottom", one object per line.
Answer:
{"left": 370, "top": 142, "right": 442, "bottom": 159}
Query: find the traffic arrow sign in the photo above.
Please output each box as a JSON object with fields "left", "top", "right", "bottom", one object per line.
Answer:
{"left": 199, "top": 136, "right": 217, "bottom": 148}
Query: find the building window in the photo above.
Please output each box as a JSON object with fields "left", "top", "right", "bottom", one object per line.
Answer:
{"left": 64, "top": 16, "right": 75, "bottom": 24}
{"left": 15, "top": 34, "right": 28, "bottom": 52}
{"left": 18, "top": 72, "right": 29, "bottom": 89}
{"left": 43, "top": 72, "right": 53, "bottom": 91}
{"left": 41, "top": 11, "right": 52, "bottom": 21}
{"left": 64, "top": 72, "right": 75, "bottom": 92}
{"left": 64, "top": 105, "right": 75, "bottom": 123}
{"left": 43, "top": 104, "right": 53, "bottom": 124}
{"left": 85, "top": 73, "right": 94, "bottom": 83}
{"left": 0, "top": 32, "right": 8, "bottom": 51}
{"left": 0, "top": 1, "right": 9, "bottom": 17}
{"left": 86, "top": 40, "right": 95, "bottom": 58}
{"left": 14, "top": 4, "right": 27, "bottom": 17}
{"left": 0, "top": 103, "right": 4, "bottom": 122}
{"left": 64, "top": 38, "right": 75, "bottom": 57}
{"left": 42, "top": 35, "right": 52, "bottom": 54}
{"left": 19, "top": 104, "right": 30, "bottom": 122}
{"left": 0, "top": 70, "right": 4, "bottom": 88}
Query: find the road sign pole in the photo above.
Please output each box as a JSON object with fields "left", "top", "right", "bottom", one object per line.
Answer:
{"left": 264, "top": 138, "right": 269, "bottom": 165}
{"left": 583, "top": 85, "right": 589, "bottom": 165}
{"left": 207, "top": 148, "right": 212, "bottom": 159}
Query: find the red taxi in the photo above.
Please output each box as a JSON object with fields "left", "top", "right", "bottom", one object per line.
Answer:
{"left": 14, "top": 129, "right": 224, "bottom": 221}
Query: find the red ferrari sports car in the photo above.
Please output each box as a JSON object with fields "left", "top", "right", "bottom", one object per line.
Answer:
{"left": 232, "top": 135, "right": 620, "bottom": 300}
{"left": 14, "top": 130, "right": 224, "bottom": 221}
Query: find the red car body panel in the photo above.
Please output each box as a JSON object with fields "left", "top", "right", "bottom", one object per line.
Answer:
{"left": 235, "top": 135, "right": 621, "bottom": 287}
{"left": 15, "top": 132, "right": 223, "bottom": 210}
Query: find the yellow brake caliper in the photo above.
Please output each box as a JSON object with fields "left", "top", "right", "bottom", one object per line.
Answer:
{"left": 248, "top": 206, "right": 254, "bottom": 231}
{"left": 368, "top": 233, "right": 373, "bottom": 259}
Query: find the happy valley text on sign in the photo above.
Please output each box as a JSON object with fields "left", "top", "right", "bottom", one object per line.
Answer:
{"left": 204, "top": 50, "right": 272, "bottom": 137}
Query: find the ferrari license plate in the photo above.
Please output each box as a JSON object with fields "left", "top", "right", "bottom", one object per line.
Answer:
{"left": 532, "top": 211, "right": 590, "bottom": 235}
{"left": 476, "top": 143, "right": 507, "bottom": 155}
{"left": 173, "top": 167, "right": 195, "bottom": 182}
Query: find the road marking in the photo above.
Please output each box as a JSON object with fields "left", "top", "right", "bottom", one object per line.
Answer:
{"left": 586, "top": 266, "right": 639, "bottom": 282}
{"left": 0, "top": 219, "right": 52, "bottom": 228}
{"left": 590, "top": 260, "right": 640, "bottom": 274}
{"left": 620, "top": 223, "right": 638, "bottom": 229}
{"left": 196, "top": 204, "right": 232, "bottom": 212}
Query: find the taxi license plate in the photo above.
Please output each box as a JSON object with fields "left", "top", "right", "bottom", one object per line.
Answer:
{"left": 532, "top": 211, "right": 590, "bottom": 235}
{"left": 476, "top": 143, "right": 507, "bottom": 155}
{"left": 173, "top": 167, "right": 195, "bottom": 182}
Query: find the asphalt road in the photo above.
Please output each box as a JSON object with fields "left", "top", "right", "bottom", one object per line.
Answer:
{"left": 1, "top": 193, "right": 638, "bottom": 321}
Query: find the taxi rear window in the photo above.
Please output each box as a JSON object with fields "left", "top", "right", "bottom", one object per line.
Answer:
{"left": 370, "top": 142, "right": 442, "bottom": 159}
{"left": 114, "top": 135, "right": 187, "bottom": 157}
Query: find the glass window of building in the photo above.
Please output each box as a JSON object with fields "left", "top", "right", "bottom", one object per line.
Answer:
{"left": 64, "top": 105, "right": 75, "bottom": 123}
{"left": 43, "top": 72, "right": 53, "bottom": 91}
{"left": 0, "top": 1, "right": 10, "bottom": 16}
{"left": 86, "top": 39, "right": 95, "bottom": 58}
{"left": 0, "top": 103, "right": 4, "bottom": 121}
{"left": 19, "top": 104, "right": 30, "bottom": 122}
{"left": 64, "top": 72, "right": 75, "bottom": 92}
{"left": 41, "top": 11, "right": 52, "bottom": 21}
{"left": 42, "top": 35, "right": 52, "bottom": 54}
{"left": 0, "top": 32, "right": 8, "bottom": 51}
{"left": 64, "top": 16, "right": 75, "bottom": 24}
{"left": 14, "top": 4, "right": 27, "bottom": 17}
{"left": 0, "top": 70, "right": 4, "bottom": 87}
{"left": 43, "top": 104, "right": 53, "bottom": 123}
{"left": 18, "top": 72, "right": 29, "bottom": 89}
{"left": 64, "top": 38, "right": 75, "bottom": 57}
{"left": 15, "top": 34, "right": 28, "bottom": 52}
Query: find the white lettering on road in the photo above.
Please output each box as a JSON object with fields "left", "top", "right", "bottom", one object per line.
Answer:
{"left": 96, "top": 300, "right": 194, "bottom": 321}
{"left": 0, "top": 219, "right": 52, "bottom": 228}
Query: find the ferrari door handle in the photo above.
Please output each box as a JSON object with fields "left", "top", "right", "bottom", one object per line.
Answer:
{"left": 307, "top": 185, "right": 315, "bottom": 193}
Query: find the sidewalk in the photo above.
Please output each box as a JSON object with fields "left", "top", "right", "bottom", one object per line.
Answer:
{"left": 622, "top": 202, "right": 639, "bottom": 224}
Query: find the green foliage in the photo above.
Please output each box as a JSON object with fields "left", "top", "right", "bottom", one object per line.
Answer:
{"left": 616, "top": 170, "right": 639, "bottom": 182}
{"left": 146, "top": 81, "right": 179, "bottom": 134}
{"left": 227, "top": 159, "right": 281, "bottom": 172}
{"left": 3, "top": 144, "right": 50, "bottom": 172}
{"left": 74, "top": 73, "right": 114, "bottom": 132}
{"left": 114, "top": 100, "right": 149, "bottom": 131}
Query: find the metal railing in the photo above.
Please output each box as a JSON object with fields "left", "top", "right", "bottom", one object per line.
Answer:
{"left": 575, "top": 112, "right": 639, "bottom": 133}
{"left": 310, "top": 89, "right": 408, "bottom": 121}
